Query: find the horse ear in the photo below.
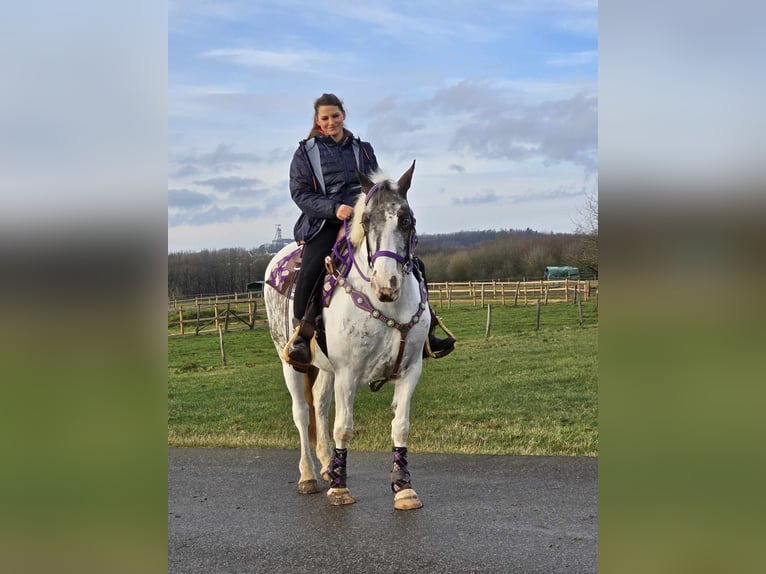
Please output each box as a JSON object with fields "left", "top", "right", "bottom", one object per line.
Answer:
{"left": 397, "top": 160, "right": 416, "bottom": 196}
{"left": 356, "top": 168, "right": 374, "bottom": 194}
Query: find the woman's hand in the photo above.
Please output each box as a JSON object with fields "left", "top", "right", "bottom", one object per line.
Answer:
{"left": 336, "top": 204, "right": 354, "bottom": 221}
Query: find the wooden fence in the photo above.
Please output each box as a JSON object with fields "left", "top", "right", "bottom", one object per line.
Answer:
{"left": 428, "top": 279, "right": 595, "bottom": 308}
{"left": 168, "top": 293, "right": 261, "bottom": 337}
{"left": 167, "top": 280, "right": 596, "bottom": 336}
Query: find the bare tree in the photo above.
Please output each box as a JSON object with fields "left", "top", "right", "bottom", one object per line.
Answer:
{"left": 573, "top": 186, "right": 598, "bottom": 277}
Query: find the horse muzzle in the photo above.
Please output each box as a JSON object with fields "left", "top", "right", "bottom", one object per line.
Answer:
{"left": 372, "top": 275, "right": 400, "bottom": 302}
{"left": 375, "top": 287, "right": 400, "bottom": 303}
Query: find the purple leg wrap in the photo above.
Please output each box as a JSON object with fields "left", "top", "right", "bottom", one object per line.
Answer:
{"left": 391, "top": 446, "right": 413, "bottom": 493}
{"left": 326, "top": 448, "right": 348, "bottom": 489}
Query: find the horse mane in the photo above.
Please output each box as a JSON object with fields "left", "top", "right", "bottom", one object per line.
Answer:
{"left": 348, "top": 170, "right": 395, "bottom": 249}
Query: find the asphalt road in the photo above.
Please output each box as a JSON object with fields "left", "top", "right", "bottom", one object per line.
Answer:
{"left": 169, "top": 448, "right": 597, "bottom": 573}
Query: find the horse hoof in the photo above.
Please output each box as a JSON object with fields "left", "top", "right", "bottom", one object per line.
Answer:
{"left": 327, "top": 487, "right": 355, "bottom": 505}
{"left": 298, "top": 479, "right": 319, "bottom": 494}
{"left": 394, "top": 489, "right": 423, "bottom": 511}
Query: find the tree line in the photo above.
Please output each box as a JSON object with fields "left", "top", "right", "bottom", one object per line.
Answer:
{"left": 168, "top": 229, "right": 598, "bottom": 299}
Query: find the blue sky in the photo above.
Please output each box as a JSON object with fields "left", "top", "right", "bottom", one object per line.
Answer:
{"left": 168, "top": 0, "right": 597, "bottom": 252}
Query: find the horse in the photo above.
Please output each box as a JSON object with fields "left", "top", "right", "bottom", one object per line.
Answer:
{"left": 263, "top": 161, "right": 428, "bottom": 511}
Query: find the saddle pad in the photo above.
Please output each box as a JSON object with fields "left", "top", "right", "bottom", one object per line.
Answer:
{"left": 265, "top": 245, "right": 303, "bottom": 297}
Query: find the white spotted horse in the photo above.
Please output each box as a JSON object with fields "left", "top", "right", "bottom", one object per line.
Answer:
{"left": 264, "top": 161, "right": 427, "bottom": 510}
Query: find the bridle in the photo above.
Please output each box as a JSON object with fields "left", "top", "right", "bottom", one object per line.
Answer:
{"left": 340, "top": 182, "right": 417, "bottom": 282}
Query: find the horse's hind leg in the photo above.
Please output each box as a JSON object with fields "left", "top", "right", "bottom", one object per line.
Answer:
{"left": 390, "top": 375, "right": 424, "bottom": 510}
{"left": 282, "top": 363, "right": 320, "bottom": 494}
{"left": 312, "top": 369, "right": 334, "bottom": 481}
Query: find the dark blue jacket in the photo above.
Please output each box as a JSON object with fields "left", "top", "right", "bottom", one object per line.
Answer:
{"left": 290, "top": 130, "right": 378, "bottom": 243}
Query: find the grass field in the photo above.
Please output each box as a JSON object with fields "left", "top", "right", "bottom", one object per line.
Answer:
{"left": 168, "top": 302, "right": 598, "bottom": 456}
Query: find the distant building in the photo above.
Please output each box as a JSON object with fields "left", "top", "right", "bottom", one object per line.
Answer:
{"left": 258, "top": 224, "right": 294, "bottom": 254}
{"left": 544, "top": 266, "right": 580, "bottom": 280}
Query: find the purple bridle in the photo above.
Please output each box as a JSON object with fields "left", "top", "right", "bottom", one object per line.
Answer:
{"left": 341, "top": 182, "right": 416, "bottom": 283}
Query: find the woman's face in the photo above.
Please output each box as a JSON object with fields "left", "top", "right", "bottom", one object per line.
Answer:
{"left": 315, "top": 105, "right": 346, "bottom": 142}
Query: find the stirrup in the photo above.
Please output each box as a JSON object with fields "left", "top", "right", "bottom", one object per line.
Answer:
{"left": 424, "top": 314, "right": 456, "bottom": 359}
{"left": 282, "top": 325, "right": 316, "bottom": 373}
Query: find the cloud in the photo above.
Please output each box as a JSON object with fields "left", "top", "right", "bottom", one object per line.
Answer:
{"left": 450, "top": 185, "right": 586, "bottom": 208}
{"left": 171, "top": 143, "right": 260, "bottom": 176}
{"left": 200, "top": 48, "right": 331, "bottom": 71}
{"left": 193, "top": 175, "right": 264, "bottom": 194}
{"left": 554, "top": 16, "right": 598, "bottom": 37}
{"left": 452, "top": 191, "right": 500, "bottom": 205}
{"left": 509, "top": 186, "right": 585, "bottom": 204}
{"left": 168, "top": 189, "right": 213, "bottom": 209}
{"left": 450, "top": 90, "right": 598, "bottom": 172}
{"left": 168, "top": 194, "right": 285, "bottom": 227}
{"left": 546, "top": 50, "right": 598, "bottom": 67}
{"left": 448, "top": 164, "right": 466, "bottom": 173}
{"left": 365, "top": 79, "right": 596, "bottom": 173}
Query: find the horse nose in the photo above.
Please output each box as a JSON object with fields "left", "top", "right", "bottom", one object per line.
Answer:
{"left": 377, "top": 287, "right": 398, "bottom": 302}
{"left": 373, "top": 274, "right": 399, "bottom": 302}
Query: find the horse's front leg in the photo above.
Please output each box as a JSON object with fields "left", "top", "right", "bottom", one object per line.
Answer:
{"left": 326, "top": 372, "right": 357, "bottom": 505}
{"left": 390, "top": 368, "right": 424, "bottom": 510}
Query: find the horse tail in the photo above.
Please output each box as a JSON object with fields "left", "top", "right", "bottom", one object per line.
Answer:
{"left": 303, "top": 365, "right": 318, "bottom": 446}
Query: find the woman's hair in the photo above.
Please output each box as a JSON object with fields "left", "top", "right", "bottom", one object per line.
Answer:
{"left": 307, "top": 93, "right": 345, "bottom": 138}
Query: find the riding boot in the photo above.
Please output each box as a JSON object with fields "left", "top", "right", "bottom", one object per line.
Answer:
{"left": 286, "top": 317, "right": 316, "bottom": 372}
{"left": 423, "top": 306, "right": 456, "bottom": 359}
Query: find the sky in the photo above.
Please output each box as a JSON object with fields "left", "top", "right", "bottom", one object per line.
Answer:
{"left": 168, "top": 0, "right": 598, "bottom": 253}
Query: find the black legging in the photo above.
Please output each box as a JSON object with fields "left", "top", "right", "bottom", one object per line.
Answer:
{"left": 293, "top": 222, "right": 341, "bottom": 320}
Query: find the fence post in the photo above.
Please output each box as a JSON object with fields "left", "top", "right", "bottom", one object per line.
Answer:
{"left": 195, "top": 303, "right": 201, "bottom": 335}
{"left": 514, "top": 281, "right": 520, "bottom": 307}
{"left": 439, "top": 284, "right": 443, "bottom": 308}
{"left": 578, "top": 299, "right": 584, "bottom": 328}
{"left": 485, "top": 304, "right": 492, "bottom": 339}
{"left": 214, "top": 303, "right": 220, "bottom": 330}
{"left": 501, "top": 283, "right": 506, "bottom": 306}
{"left": 218, "top": 326, "right": 226, "bottom": 367}
{"left": 535, "top": 300, "right": 541, "bottom": 331}
{"left": 565, "top": 278, "right": 569, "bottom": 303}
{"left": 447, "top": 284, "right": 452, "bottom": 309}
{"left": 224, "top": 302, "right": 231, "bottom": 332}
{"left": 481, "top": 284, "right": 485, "bottom": 308}
{"left": 179, "top": 307, "right": 184, "bottom": 335}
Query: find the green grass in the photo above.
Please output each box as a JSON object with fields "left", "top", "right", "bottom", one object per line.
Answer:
{"left": 168, "top": 302, "right": 597, "bottom": 456}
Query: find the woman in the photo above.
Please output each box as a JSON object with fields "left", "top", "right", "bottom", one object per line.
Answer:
{"left": 285, "top": 93, "right": 454, "bottom": 371}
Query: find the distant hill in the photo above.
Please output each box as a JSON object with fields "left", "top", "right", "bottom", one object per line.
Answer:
{"left": 416, "top": 228, "right": 568, "bottom": 254}
{"left": 167, "top": 227, "right": 595, "bottom": 298}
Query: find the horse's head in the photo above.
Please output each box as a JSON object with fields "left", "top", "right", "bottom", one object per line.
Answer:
{"left": 349, "top": 161, "right": 417, "bottom": 303}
